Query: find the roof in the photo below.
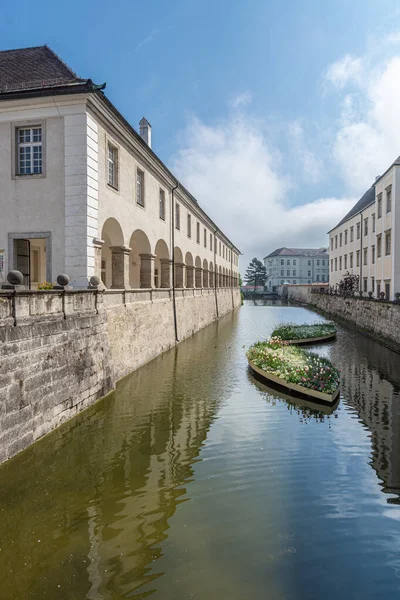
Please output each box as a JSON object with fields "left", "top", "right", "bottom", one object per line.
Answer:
{"left": 263, "top": 247, "right": 329, "bottom": 259}
{"left": 329, "top": 185, "right": 375, "bottom": 232}
{"left": 0, "top": 45, "right": 240, "bottom": 254}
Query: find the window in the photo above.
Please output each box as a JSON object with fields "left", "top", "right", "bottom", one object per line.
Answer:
{"left": 292, "top": 270, "right": 296, "bottom": 276}
{"left": 386, "top": 188, "right": 392, "bottom": 213}
{"left": 378, "top": 194, "right": 382, "bottom": 218}
{"left": 308, "top": 279, "right": 311, "bottom": 284}
{"left": 175, "top": 202, "right": 180, "bottom": 229}
{"left": 322, "top": 260, "right": 325, "bottom": 266}
{"left": 281, "top": 270, "right": 284, "bottom": 276}
{"left": 350, "top": 253, "right": 353, "bottom": 268}
{"left": 335, "top": 235, "right": 338, "bottom": 249}
{"left": 377, "top": 235, "right": 382, "bottom": 257}
{"left": 331, "top": 237, "right": 334, "bottom": 250}
{"left": 159, "top": 189, "right": 165, "bottom": 220}
{"left": 136, "top": 169, "right": 144, "bottom": 206}
{"left": 308, "top": 270, "right": 312, "bottom": 276}
{"left": 293, "top": 260, "right": 296, "bottom": 265}
{"left": 187, "top": 213, "right": 191, "bottom": 237}
{"left": 317, "top": 260, "right": 320, "bottom": 266}
{"left": 385, "top": 282, "right": 390, "bottom": 300}
{"left": 17, "top": 126, "right": 43, "bottom": 175}
{"left": 196, "top": 222, "right": 200, "bottom": 243}
{"left": 334, "top": 259, "right": 337, "bottom": 271}
{"left": 281, "top": 280, "right": 284, "bottom": 284}
{"left": 331, "top": 259, "right": 333, "bottom": 272}
{"left": 107, "top": 143, "right": 118, "bottom": 188}
{"left": 372, "top": 277, "right": 375, "bottom": 293}
{"left": 356, "top": 250, "right": 360, "bottom": 267}
{"left": 356, "top": 222, "right": 360, "bottom": 239}
{"left": 339, "top": 256, "right": 342, "bottom": 270}
{"left": 322, "top": 275, "right": 325, "bottom": 282}
{"left": 372, "top": 214, "right": 376, "bottom": 232}
{"left": 340, "top": 233, "right": 342, "bottom": 247}
{"left": 287, "top": 270, "right": 290, "bottom": 276}
{"left": 223, "top": 246, "right": 225, "bottom": 258}
{"left": 364, "top": 218, "right": 368, "bottom": 236}
{"left": 219, "top": 242, "right": 221, "bottom": 256}
{"left": 293, "top": 280, "right": 296, "bottom": 284}
{"left": 377, "top": 281, "right": 381, "bottom": 298}
{"left": 350, "top": 227, "right": 354, "bottom": 242}
{"left": 281, "top": 259, "right": 284, "bottom": 265}
{"left": 363, "top": 248, "right": 367, "bottom": 265}
{"left": 210, "top": 233, "right": 212, "bottom": 251}
{"left": 204, "top": 228, "right": 207, "bottom": 248}
{"left": 316, "top": 274, "right": 320, "bottom": 281}
{"left": 372, "top": 245, "right": 375, "bottom": 264}
{"left": 363, "top": 278, "right": 368, "bottom": 292}
{"left": 344, "top": 254, "right": 347, "bottom": 269}
{"left": 344, "top": 229, "right": 348, "bottom": 244}
{"left": 385, "top": 231, "right": 391, "bottom": 255}
{"left": 308, "top": 260, "right": 311, "bottom": 266}
{"left": 287, "top": 259, "right": 290, "bottom": 265}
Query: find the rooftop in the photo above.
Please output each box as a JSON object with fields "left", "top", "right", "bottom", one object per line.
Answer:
{"left": 264, "top": 247, "right": 329, "bottom": 259}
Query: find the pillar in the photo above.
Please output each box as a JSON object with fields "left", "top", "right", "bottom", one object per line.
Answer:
{"left": 93, "top": 238, "right": 104, "bottom": 282}
{"left": 110, "top": 246, "right": 131, "bottom": 289}
{"left": 203, "top": 269, "right": 209, "bottom": 288}
{"left": 186, "top": 265, "right": 194, "bottom": 288}
{"left": 160, "top": 258, "right": 172, "bottom": 288}
{"left": 195, "top": 267, "right": 203, "bottom": 288}
{"left": 139, "top": 253, "right": 156, "bottom": 288}
{"left": 175, "top": 262, "right": 185, "bottom": 288}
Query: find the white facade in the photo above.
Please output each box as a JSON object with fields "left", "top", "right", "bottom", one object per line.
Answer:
{"left": 0, "top": 94, "right": 240, "bottom": 289}
{"left": 328, "top": 161, "right": 400, "bottom": 300}
{"left": 263, "top": 248, "right": 329, "bottom": 291}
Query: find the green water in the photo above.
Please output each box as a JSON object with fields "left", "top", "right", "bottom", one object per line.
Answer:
{"left": 1, "top": 301, "right": 400, "bottom": 599}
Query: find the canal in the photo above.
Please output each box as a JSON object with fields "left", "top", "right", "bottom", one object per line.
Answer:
{"left": 1, "top": 301, "right": 400, "bottom": 599}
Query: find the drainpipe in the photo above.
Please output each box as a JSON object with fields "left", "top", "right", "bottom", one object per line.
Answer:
{"left": 360, "top": 211, "right": 363, "bottom": 293}
{"left": 171, "top": 182, "right": 179, "bottom": 342}
{"left": 214, "top": 228, "right": 219, "bottom": 318}
{"left": 230, "top": 244, "right": 234, "bottom": 309}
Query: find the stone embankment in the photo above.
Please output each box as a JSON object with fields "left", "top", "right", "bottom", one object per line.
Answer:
{"left": 0, "top": 288, "right": 240, "bottom": 463}
{"left": 284, "top": 284, "right": 400, "bottom": 350}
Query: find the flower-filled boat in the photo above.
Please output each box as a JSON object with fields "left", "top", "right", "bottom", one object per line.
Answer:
{"left": 247, "top": 337, "right": 340, "bottom": 403}
{"left": 270, "top": 322, "right": 336, "bottom": 345}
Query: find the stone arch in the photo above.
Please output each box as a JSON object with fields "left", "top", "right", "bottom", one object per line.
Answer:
{"left": 129, "top": 229, "right": 151, "bottom": 288}
{"left": 185, "top": 252, "right": 194, "bottom": 288}
{"left": 101, "top": 218, "right": 125, "bottom": 288}
{"left": 202, "top": 259, "right": 208, "bottom": 288}
{"left": 174, "top": 246, "right": 184, "bottom": 288}
{"left": 154, "top": 239, "right": 170, "bottom": 288}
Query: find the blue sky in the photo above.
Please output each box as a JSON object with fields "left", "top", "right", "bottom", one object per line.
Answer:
{"left": 2, "top": 0, "right": 400, "bottom": 264}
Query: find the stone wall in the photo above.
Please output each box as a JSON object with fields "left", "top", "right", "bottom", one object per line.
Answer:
{"left": 285, "top": 284, "right": 400, "bottom": 349}
{"left": 0, "top": 288, "right": 240, "bottom": 463}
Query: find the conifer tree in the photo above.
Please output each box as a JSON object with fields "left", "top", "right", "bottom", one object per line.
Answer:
{"left": 244, "top": 258, "right": 267, "bottom": 292}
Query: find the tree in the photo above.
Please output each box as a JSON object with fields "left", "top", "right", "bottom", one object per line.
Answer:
{"left": 337, "top": 271, "right": 359, "bottom": 295}
{"left": 244, "top": 258, "right": 267, "bottom": 292}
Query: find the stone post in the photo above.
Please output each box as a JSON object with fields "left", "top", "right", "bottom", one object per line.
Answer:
{"left": 195, "top": 267, "right": 203, "bottom": 288}
{"left": 139, "top": 253, "right": 156, "bottom": 288}
{"left": 110, "top": 246, "right": 131, "bottom": 289}
{"left": 186, "top": 265, "right": 194, "bottom": 288}
{"left": 203, "top": 269, "right": 209, "bottom": 288}
{"left": 93, "top": 237, "right": 104, "bottom": 283}
{"left": 174, "top": 262, "right": 185, "bottom": 288}
{"left": 160, "top": 258, "right": 172, "bottom": 288}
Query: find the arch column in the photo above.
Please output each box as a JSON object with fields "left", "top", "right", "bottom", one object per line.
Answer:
{"left": 195, "top": 267, "right": 203, "bottom": 288}
{"left": 93, "top": 238, "right": 105, "bottom": 281}
{"left": 110, "top": 246, "right": 131, "bottom": 289}
{"left": 160, "top": 258, "right": 172, "bottom": 288}
{"left": 175, "top": 262, "right": 185, "bottom": 288}
{"left": 209, "top": 271, "right": 214, "bottom": 287}
{"left": 140, "top": 253, "right": 156, "bottom": 288}
{"left": 203, "top": 269, "right": 209, "bottom": 288}
{"left": 186, "top": 265, "right": 194, "bottom": 288}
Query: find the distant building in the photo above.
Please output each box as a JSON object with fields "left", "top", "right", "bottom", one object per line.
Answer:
{"left": 263, "top": 247, "right": 329, "bottom": 290}
{"left": 328, "top": 156, "right": 399, "bottom": 300}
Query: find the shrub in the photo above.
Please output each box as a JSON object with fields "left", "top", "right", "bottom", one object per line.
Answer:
{"left": 37, "top": 281, "right": 54, "bottom": 290}
{"left": 271, "top": 322, "right": 336, "bottom": 341}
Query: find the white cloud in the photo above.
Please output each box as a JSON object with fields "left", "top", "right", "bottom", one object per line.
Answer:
{"left": 386, "top": 31, "right": 400, "bottom": 44}
{"left": 170, "top": 111, "right": 354, "bottom": 266}
{"left": 324, "top": 54, "right": 364, "bottom": 90}
{"left": 288, "top": 121, "right": 323, "bottom": 183}
{"left": 230, "top": 91, "right": 252, "bottom": 109}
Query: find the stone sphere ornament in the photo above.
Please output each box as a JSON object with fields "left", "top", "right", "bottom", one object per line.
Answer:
{"left": 7, "top": 270, "right": 23, "bottom": 285}
{"left": 89, "top": 275, "right": 100, "bottom": 287}
{"left": 57, "top": 274, "right": 70, "bottom": 287}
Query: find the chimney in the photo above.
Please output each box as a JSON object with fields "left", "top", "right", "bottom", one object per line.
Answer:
{"left": 375, "top": 175, "right": 380, "bottom": 181}
{"left": 139, "top": 117, "right": 152, "bottom": 148}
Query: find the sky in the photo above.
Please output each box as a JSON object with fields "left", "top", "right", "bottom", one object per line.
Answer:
{"left": 2, "top": 0, "right": 400, "bottom": 269}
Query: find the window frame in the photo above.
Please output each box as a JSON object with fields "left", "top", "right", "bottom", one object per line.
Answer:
{"left": 175, "top": 202, "right": 180, "bottom": 230}
{"left": 12, "top": 120, "right": 47, "bottom": 179}
{"left": 136, "top": 168, "right": 145, "bottom": 206}
{"left": 159, "top": 188, "right": 165, "bottom": 220}
{"left": 386, "top": 186, "right": 392, "bottom": 213}
{"left": 385, "top": 231, "right": 391, "bottom": 256}
{"left": 107, "top": 142, "right": 119, "bottom": 190}
{"left": 187, "top": 213, "right": 191, "bottom": 238}
{"left": 196, "top": 221, "right": 200, "bottom": 244}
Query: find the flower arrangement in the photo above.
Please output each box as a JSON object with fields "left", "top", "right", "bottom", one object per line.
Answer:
{"left": 247, "top": 337, "right": 340, "bottom": 395}
{"left": 271, "top": 322, "right": 336, "bottom": 341}
{"left": 37, "top": 281, "right": 54, "bottom": 290}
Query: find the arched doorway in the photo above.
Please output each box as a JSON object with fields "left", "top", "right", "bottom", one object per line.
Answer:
{"left": 174, "top": 246, "right": 184, "bottom": 288}
{"left": 154, "top": 239, "right": 170, "bottom": 288}
{"left": 185, "top": 252, "right": 194, "bottom": 288}
{"left": 203, "top": 259, "right": 208, "bottom": 288}
{"left": 129, "top": 229, "right": 151, "bottom": 288}
{"left": 101, "top": 218, "right": 125, "bottom": 288}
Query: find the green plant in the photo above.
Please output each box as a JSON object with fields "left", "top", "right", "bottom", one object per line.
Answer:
{"left": 247, "top": 337, "right": 340, "bottom": 394}
{"left": 271, "top": 322, "right": 336, "bottom": 341}
{"left": 37, "top": 281, "right": 54, "bottom": 290}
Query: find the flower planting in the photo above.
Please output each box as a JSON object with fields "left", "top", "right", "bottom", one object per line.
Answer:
{"left": 271, "top": 322, "right": 336, "bottom": 341}
{"left": 247, "top": 337, "right": 340, "bottom": 395}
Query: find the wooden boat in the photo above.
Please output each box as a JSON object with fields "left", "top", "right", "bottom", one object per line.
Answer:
{"left": 248, "top": 358, "right": 340, "bottom": 404}
{"left": 286, "top": 331, "right": 336, "bottom": 345}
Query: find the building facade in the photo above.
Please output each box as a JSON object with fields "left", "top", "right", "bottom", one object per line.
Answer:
{"left": 0, "top": 46, "right": 240, "bottom": 290}
{"left": 263, "top": 247, "right": 329, "bottom": 290}
{"left": 328, "top": 157, "right": 400, "bottom": 300}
